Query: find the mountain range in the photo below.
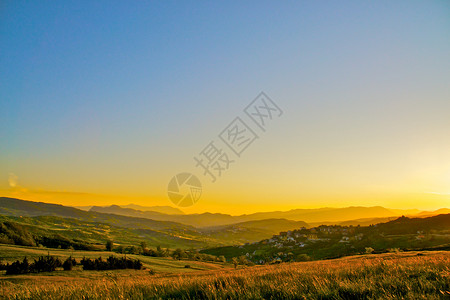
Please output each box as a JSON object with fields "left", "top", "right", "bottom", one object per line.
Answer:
{"left": 75, "top": 204, "right": 184, "bottom": 215}
{"left": 89, "top": 203, "right": 447, "bottom": 227}
{"left": 0, "top": 197, "right": 448, "bottom": 249}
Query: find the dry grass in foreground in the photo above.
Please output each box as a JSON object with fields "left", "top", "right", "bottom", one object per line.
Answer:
{"left": 0, "top": 251, "right": 448, "bottom": 299}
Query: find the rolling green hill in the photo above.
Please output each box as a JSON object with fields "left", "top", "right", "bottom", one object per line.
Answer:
{"left": 202, "top": 214, "right": 450, "bottom": 262}
{"left": 0, "top": 215, "right": 209, "bottom": 249}
{"left": 0, "top": 198, "right": 310, "bottom": 248}
{"left": 0, "top": 197, "right": 191, "bottom": 232}
{"left": 1, "top": 197, "right": 449, "bottom": 254}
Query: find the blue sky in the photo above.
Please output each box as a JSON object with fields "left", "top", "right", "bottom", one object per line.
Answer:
{"left": 1, "top": 1, "right": 449, "bottom": 213}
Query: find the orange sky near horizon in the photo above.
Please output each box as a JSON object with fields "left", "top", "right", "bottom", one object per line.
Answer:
{"left": 2, "top": 176, "right": 449, "bottom": 215}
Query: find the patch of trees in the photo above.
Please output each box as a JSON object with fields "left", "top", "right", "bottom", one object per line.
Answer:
{"left": 141, "top": 245, "right": 226, "bottom": 263}
{"left": 37, "top": 235, "right": 97, "bottom": 251}
{"left": 1, "top": 255, "right": 142, "bottom": 274}
{"left": 141, "top": 245, "right": 168, "bottom": 257}
{"left": 231, "top": 256, "right": 254, "bottom": 268}
{"left": 1, "top": 256, "right": 79, "bottom": 275}
{"left": 107, "top": 241, "right": 226, "bottom": 263}
{"left": 80, "top": 256, "right": 142, "bottom": 270}
{"left": 115, "top": 245, "right": 143, "bottom": 255}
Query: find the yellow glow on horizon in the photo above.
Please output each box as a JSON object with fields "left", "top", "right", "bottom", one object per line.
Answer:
{"left": 2, "top": 155, "right": 449, "bottom": 215}
{"left": 1, "top": 186, "right": 448, "bottom": 215}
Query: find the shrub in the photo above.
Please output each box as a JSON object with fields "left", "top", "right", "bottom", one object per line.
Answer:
{"left": 365, "top": 247, "right": 375, "bottom": 254}
{"left": 62, "top": 256, "right": 77, "bottom": 271}
{"left": 172, "top": 248, "right": 187, "bottom": 260}
{"left": 106, "top": 240, "right": 113, "bottom": 251}
{"left": 142, "top": 248, "right": 158, "bottom": 257}
{"left": 296, "top": 254, "right": 310, "bottom": 262}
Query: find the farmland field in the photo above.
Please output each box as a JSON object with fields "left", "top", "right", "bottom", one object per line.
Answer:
{"left": 0, "top": 248, "right": 448, "bottom": 299}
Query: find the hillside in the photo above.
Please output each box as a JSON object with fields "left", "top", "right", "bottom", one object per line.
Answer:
{"left": 0, "top": 197, "right": 189, "bottom": 232}
{"left": 1, "top": 197, "right": 449, "bottom": 252}
{"left": 200, "top": 219, "right": 309, "bottom": 244}
{"left": 0, "top": 198, "right": 312, "bottom": 248}
{"left": 202, "top": 214, "right": 450, "bottom": 262}
{"left": 0, "top": 215, "right": 208, "bottom": 249}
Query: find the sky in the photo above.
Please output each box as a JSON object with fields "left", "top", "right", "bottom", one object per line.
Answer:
{"left": 1, "top": 1, "right": 449, "bottom": 214}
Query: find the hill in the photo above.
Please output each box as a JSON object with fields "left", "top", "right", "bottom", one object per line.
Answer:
{"left": 0, "top": 215, "right": 208, "bottom": 249}
{"left": 90, "top": 206, "right": 237, "bottom": 227}
{"left": 1, "top": 197, "right": 448, "bottom": 251}
{"left": 86, "top": 204, "right": 184, "bottom": 215}
{"left": 200, "top": 219, "right": 309, "bottom": 244}
{"left": 202, "top": 214, "right": 450, "bottom": 262}
{"left": 0, "top": 198, "right": 313, "bottom": 248}
{"left": 246, "top": 206, "right": 410, "bottom": 223}
{"left": 121, "top": 204, "right": 184, "bottom": 215}
{"left": 0, "top": 197, "right": 197, "bottom": 233}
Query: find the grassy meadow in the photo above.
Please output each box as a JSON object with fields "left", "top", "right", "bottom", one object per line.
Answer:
{"left": 0, "top": 244, "right": 227, "bottom": 274}
{"left": 0, "top": 249, "right": 448, "bottom": 299}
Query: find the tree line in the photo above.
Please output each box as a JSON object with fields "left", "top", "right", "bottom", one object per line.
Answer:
{"left": 0, "top": 255, "right": 142, "bottom": 275}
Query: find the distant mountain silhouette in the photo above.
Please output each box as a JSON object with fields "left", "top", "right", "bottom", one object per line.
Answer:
{"left": 90, "top": 205, "right": 170, "bottom": 220}
{"left": 414, "top": 208, "right": 450, "bottom": 217}
{"left": 245, "top": 206, "right": 402, "bottom": 223}
{"left": 75, "top": 204, "right": 183, "bottom": 214}
{"left": 1, "top": 196, "right": 447, "bottom": 231}
{"left": 90, "top": 204, "right": 431, "bottom": 227}
{"left": 121, "top": 204, "right": 184, "bottom": 215}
